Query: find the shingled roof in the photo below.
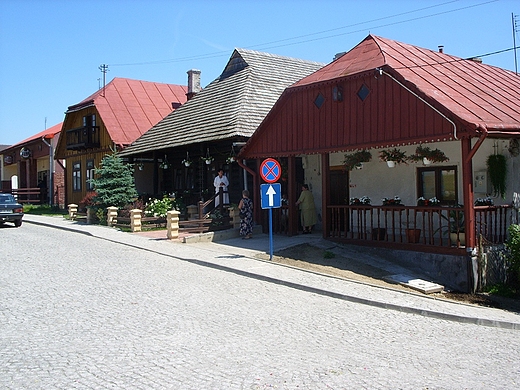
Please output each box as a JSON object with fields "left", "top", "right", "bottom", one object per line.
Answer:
{"left": 120, "top": 49, "right": 325, "bottom": 156}
{"left": 66, "top": 77, "right": 187, "bottom": 147}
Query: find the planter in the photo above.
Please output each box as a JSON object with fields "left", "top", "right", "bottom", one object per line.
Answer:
{"left": 386, "top": 161, "right": 395, "bottom": 168}
{"left": 423, "top": 157, "right": 431, "bottom": 165}
{"left": 406, "top": 228, "right": 421, "bottom": 243}
{"left": 372, "top": 228, "right": 386, "bottom": 241}
{"left": 450, "top": 232, "right": 466, "bottom": 247}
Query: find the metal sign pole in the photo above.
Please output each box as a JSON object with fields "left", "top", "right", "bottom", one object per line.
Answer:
{"left": 269, "top": 208, "right": 273, "bottom": 260}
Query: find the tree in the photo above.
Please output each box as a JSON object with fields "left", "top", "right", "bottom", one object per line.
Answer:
{"left": 89, "top": 151, "right": 138, "bottom": 210}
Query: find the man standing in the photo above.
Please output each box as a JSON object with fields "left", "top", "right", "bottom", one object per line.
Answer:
{"left": 213, "top": 169, "right": 229, "bottom": 207}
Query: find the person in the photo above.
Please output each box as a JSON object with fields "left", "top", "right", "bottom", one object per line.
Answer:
{"left": 238, "top": 189, "right": 253, "bottom": 239}
{"left": 213, "top": 169, "right": 229, "bottom": 207}
{"left": 295, "top": 184, "right": 317, "bottom": 234}
{"left": 280, "top": 193, "right": 289, "bottom": 231}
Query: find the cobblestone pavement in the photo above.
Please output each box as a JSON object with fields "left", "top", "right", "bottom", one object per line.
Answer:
{"left": 1, "top": 217, "right": 519, "bottom": 389}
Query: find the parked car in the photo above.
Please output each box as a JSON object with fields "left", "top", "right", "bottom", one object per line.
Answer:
{"left": 0, "top": 193, "right": 24, "bottom": 227}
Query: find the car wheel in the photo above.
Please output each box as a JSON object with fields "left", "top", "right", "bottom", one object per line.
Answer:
{"left": 14, "top": 220, "right": 22, "bottom": 227}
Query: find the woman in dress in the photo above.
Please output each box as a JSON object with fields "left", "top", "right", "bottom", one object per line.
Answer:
{"left": 295, "top": 184, "right": 317, "bottom": 234}
{"left": 238, "top": 189, "right": 253, "bottom": 239}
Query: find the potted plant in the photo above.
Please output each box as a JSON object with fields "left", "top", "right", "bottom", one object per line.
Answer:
{"left": 379, "top": 148, "right": 407, "bottom": 167}
{"left": 408, "top": 145, "right": 449, "bottom": 165}
{"left": 474, "top": 197, "right": 493, "bottom": 206}
{"left": 202, "top": 148, "right": 214, "bottom": 165}
{"left": 417, "top": 196, "right": 441, "bottom": 206}
{"left": 182, "top": 152, "right": 192, "bottom": 167}
{"left": 448, "top": 208, "right": 465, "bottom": 246}
{"left": 382, "top": 196, "right": 402, "bottom": 206}
{"left": 486, "top": 154, "right": 507, "bottom": 198}
{"left": 343, "top": 150, "right": 372, "bottom": 171}
{"left": 349, "top": 196, "right": 371, "bottom": 205}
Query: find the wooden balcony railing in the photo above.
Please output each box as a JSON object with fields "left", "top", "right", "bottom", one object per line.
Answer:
{"left": 66, "top": 126, "right": 100, "bottom": 150}
{"left": 325, "top": 204, "right": 518, "bottom": 253}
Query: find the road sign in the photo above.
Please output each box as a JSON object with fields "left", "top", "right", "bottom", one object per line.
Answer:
{"left": 259, "top": 158, "right": 282, "bottom": 183}
{"left": 260, "top": 183, "right": 281, "bottom": 209}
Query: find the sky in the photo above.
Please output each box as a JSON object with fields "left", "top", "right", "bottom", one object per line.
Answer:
{"left": 0, "top": 0, "right": 519, "bottom": 146}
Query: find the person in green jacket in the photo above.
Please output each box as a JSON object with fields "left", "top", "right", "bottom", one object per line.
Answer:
{"left": 295, "top": 184, "right": 317, "bottom": 234}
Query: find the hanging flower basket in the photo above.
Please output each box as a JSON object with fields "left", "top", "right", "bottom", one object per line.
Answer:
{"left": 226, "top": 156, "right": 236, "bottom": 164}
{"left": 379, "top": 148, "right": 408, "bottom": 167}
{"left": 182, "top": 151, "right": 192, "bottom": 167}
{"left": 343, "top": 150, "right": 372, "bottom": 171}
{"left": 408, "top": 145, "right": 449, "bottom": 164}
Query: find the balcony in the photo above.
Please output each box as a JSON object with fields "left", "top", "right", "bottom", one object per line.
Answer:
{"left": 66, "top": 126, "right": 100, "bottom": 150}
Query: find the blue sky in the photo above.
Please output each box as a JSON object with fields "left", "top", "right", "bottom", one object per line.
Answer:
{"left": 1, "top": 0, "right": 518, "bottom": 145}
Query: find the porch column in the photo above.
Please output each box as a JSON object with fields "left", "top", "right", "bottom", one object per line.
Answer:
{"left": 462, "top": 136, "right": 477, "bottom": 293}
{"left": 288, "top": 156, "right": 297, "bottom": 236}
{"left": 461, "top": 136, "right": 476, "bottom": 249}
{"left": 321, "top": 153, "right": 330, "bottom": 238}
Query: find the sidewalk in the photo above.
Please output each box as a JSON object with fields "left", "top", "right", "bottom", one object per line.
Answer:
{"left": 24, "top": 214, "right": 520, "bottom": 329}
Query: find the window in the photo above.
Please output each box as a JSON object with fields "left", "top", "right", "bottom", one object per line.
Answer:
{"left": 73, "top": 161, "right": 81, "bottom": 191}
{"left": 86, "top": 159, "right": 95, "bottom": 191}
{"left": 417, "top": 166, "right": 457, "bottom": 205}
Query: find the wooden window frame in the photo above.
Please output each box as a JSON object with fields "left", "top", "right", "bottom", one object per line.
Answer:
{"left": 417, "top": 165, "right": 458, "bottom": 205}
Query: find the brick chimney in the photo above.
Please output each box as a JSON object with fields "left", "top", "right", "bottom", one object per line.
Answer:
{"left": 186, "top": 69, "right": 201, "bottom": 100}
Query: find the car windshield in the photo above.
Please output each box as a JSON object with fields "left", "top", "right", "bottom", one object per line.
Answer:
{"left": 0, "top": 194, "right": 17, "bottom": 204}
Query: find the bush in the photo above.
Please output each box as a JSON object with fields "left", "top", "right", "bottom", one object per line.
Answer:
{"left": 506, "top": 224, "right": 520, "bottom": 289}
{"left": 145, "top": 196, "right": 173, "bottom": 218}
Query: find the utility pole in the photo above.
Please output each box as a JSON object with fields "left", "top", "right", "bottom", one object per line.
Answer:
{"left": 99, "top": 64, "right": 109, "bottom": 96}
{"left": 513, "top": 13, "right": 519, "bottom": 75}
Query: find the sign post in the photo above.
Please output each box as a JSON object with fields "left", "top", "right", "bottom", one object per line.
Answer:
{"left": 259, "top": 158, "right": 282, "bottom": 260}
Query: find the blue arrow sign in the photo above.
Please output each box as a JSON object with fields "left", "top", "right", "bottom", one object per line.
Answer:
{"left": 260, "top": 183, "right": 281, "bottom": 209}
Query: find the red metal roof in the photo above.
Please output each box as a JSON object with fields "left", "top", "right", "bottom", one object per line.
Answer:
{"left": 67, "top": 78, "right": 187, "bottom": 146}
{"left": 294, "top": 34, "right": 520, "bottom": 133}
{"left": 240, "top": 35, "right": 520, "bottom": 159}
{"left": 6, "top": 122, "right": 63, "bottom": 149}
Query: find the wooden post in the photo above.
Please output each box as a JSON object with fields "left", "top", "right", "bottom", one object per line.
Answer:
{"left": 130, "top": 209, "right": 142, "bottom": 232}
{"left": 167, "top": 210, "right": 180, "bottom": 239}
{"left": 68, "top": 203, "right": 78, "bottom": 220}
{"left": 321, "top": 153, "right": 330, "bottom": 239}
{"left": 229, "top": 207, "right": 241, "bottom": 228}
{"left": 106, "top": 206, "right": 118, "bottom": 227}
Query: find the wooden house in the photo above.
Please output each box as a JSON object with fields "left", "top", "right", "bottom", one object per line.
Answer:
{"left": 54, "top": 77, "right": 187, "bottom": 207}
{"left": 120, "top": 49, "right": 324, "bottom": 212}
{"left": 239, "top": 35, "right": 520, "bottom": 291}
{"left": 1, "top": 122, "right": 65, "bottom": 206}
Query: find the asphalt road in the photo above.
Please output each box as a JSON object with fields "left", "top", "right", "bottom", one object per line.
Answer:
{"left": 1, "top": 222, "right": 519, "bottom": 389}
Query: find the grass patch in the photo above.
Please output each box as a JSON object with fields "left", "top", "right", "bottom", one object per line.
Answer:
{"left": 483, "top": 283, "right": 519, "bottom": 299}
{"left": 323, "top": 250, "right": 336, "bottom": 259}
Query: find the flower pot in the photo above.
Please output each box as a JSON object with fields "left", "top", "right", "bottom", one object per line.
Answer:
{"left": 423, "top": 157, "right": 431, "bottom": 165}
{"left": 450, "top": 232, "right": 466, "bottom": 247}
{"left": 355, "top": 163, "right": 363, "bottom": 170}
{"left": 386, "top": 161, "right": 395, "bottom": 168}
{"left": 205, "top": 160, "right": 212, "bottom": 165}
{"left": 184, "top": 162, "right": 191, "bottom": 167}
{"left": 406, "top": 228, "right": 421, "bottom": 243}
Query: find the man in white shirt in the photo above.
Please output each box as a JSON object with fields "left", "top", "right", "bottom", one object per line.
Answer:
{"left": 213, "top": 169, "right": 229, "bottom": 207}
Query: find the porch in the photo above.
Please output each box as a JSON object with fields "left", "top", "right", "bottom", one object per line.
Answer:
{"left": 324, "top": 204, "right": 518, "bottom": 254}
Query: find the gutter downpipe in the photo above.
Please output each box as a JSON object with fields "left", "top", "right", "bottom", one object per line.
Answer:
{"left": 41, "top": 136, "right": 53, "bottom": 205}
{"left": 378, "top": 68, "right": 458, "bottom": 140}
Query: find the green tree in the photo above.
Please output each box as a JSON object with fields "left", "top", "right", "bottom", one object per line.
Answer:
{"left": 89, "top": 151, "right": 138, "bottom": 210}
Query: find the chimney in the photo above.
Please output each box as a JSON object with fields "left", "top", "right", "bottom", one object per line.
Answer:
{"left": 438, "top": 45, "right": 444, "bottom": 53}
{"left": 333, "top": 52, "right": 346, "bottom": 61}
{"left": 186, "top": 69, "right": 201, "bottom": 100}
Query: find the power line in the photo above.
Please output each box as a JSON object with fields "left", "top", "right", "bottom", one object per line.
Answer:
{"left": 110, "top": 0, "right": 497, "bottom": 67}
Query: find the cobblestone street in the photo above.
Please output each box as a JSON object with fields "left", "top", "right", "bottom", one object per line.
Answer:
{"left": 1, "top": 221, "right": 519, "bottom": 389}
